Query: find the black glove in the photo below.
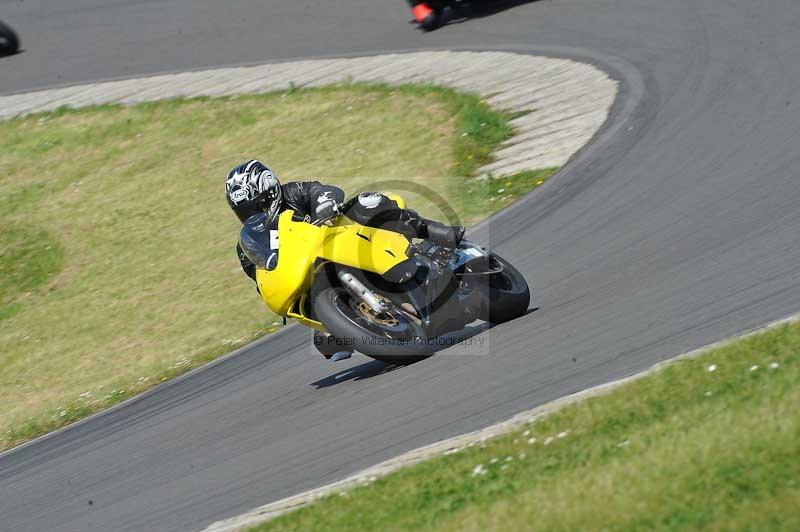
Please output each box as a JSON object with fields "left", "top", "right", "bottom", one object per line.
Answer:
{"left": 314, "top": 195, "right": 341, "bottom": 223}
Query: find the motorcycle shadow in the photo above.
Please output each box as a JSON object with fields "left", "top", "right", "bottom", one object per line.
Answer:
{"left": 311, "top": 359, "right": 402, "bottom": 389}
{"left": 310, "top": 308, "right": 538, "bottom": 388}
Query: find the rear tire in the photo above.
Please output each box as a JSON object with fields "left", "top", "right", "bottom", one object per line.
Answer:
{"left": 476, "top": 253, "right": 530, "bottom": 323}
{"left": 0, "top": 21, "right": 19, "bottom": 55}
{"left": 314, "top": 288, "right": 433, "bottom": 365}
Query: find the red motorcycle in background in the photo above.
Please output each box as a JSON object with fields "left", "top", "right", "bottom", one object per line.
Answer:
{"left": 408, "top": 0, "right": 451, "bottom": 31}
{"left": 0, "top": 19, "right": 20, "bottom": 56}
{"left": 408, "top": 0, "right": 521, "bottom": 31}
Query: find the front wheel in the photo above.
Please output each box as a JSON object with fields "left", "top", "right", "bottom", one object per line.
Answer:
{"left": 475, "top": 253, "right": 530, "bottom": 323}
{"left": 314, "top": 288, "right": 434, "bottom": 365}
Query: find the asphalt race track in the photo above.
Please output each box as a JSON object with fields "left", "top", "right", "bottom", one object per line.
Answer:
{"left": 2, "top": 1, "right": 800, "bottom": 531}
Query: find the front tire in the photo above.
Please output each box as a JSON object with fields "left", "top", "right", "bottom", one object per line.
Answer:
{"left": 314, "top": 288, "right": 433, "bottom": 365}
{"left": 476, "top": 253, "right": 530, "bottom": 323}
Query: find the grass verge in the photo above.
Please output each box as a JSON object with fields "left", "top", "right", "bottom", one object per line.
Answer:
{"left": 0, "top": 83, "right": 552, "bottom": 452}
{"left": 253, "top": 321, "right": 800, "bottom": 531}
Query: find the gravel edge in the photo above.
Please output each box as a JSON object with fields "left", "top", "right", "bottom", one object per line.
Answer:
{"left": 0, "top": 50, "right": 616, "bottom": 176}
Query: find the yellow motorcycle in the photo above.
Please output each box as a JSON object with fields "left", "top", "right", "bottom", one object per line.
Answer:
{"left": 239, "top": 194, "right": 530, "bottom": 364}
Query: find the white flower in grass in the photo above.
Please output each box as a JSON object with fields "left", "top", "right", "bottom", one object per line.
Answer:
{"left": 527, "top": 437, "right": 537, "bottom": 444}
{"left": 523, "top": 430, "right": 530, "bottom": 436}
{"left": 704, "top": 391, "right": 713, "bottom": 397}
{"left": 59, "top": 411, "right": 67, "bottom": 417}
{"left": 558, "top": 431, "right": 569, "bottom": 439}
{"left": 544, "top": 437, "right": 554, "bottom": 446}
{"left": 490, "top": 457, "right": 499, "bottom": 464}
{"left": 471, "top": 464, "right": 487, "bottom": 477}
{"left": 518, "top": 452, "right": 526, "bottom": 460}
{"left": 769, "top": 362, "right": 779, "bottom": 369}
{"left": 505, "top": 456, "right": 513, "bottom": 462}
{"left": 501, "top": 464, "right": 509, "bottom": 471}
{"left": 707, "top": 364, "right": 717, "bottom": 372}
{"left": 749, "top": 365, "right": 759, "bottom": 372}
{"left": 617, "top": 440, "right": 630, "bottom": 448}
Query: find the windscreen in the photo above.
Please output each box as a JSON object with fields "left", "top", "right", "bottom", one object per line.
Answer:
{"left": 239, "top": 212, "right": 279, "bottom": 271}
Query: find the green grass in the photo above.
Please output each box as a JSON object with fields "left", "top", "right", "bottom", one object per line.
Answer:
{"left": 253, "top": 321, "right": 800, "bottom": 532}
{"left": 0, "top": 83, "right": 551, "bottom": 451}
{"left": 0, "top": 223, "right": 64, "bottom": 321}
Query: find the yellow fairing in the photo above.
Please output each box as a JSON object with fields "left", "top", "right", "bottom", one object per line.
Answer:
{"left": 320, "top": 223, "right": 410, "bottom": 273}
{"left": 256, "top": 209, "right": 409, "bottom": 329}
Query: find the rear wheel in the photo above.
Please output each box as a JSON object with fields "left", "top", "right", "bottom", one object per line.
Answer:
{"left": 476, "top": 253, "right": 530, "bottom": 323}
{"left": 314, "top": 288, "right": 433, "bottom": 365}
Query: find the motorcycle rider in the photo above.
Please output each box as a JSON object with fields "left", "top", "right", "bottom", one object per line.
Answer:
{"left": 225, "top": 159, "right": 465, "bottom": 361}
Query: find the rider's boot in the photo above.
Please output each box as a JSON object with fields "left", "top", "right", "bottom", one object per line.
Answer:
{"left": 408, "top": 0, "right": 441, "bottom": 30}
{"left": 314, "top": 330, "right": 353, "bottom": 361}
{"left": 410, "top": 1, "right": 433, "bottom": 21}
{"left": 329, "top": 351, "right": 353, "bottom": 362}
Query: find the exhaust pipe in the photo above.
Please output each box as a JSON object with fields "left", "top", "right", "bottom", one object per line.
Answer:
{"left": 338, "top": 272, "right": 388, "bottom": 314}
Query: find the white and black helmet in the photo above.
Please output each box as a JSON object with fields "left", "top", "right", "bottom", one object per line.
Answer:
{"left": 225, "top": 160, "right": 283, "bottom": 223}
